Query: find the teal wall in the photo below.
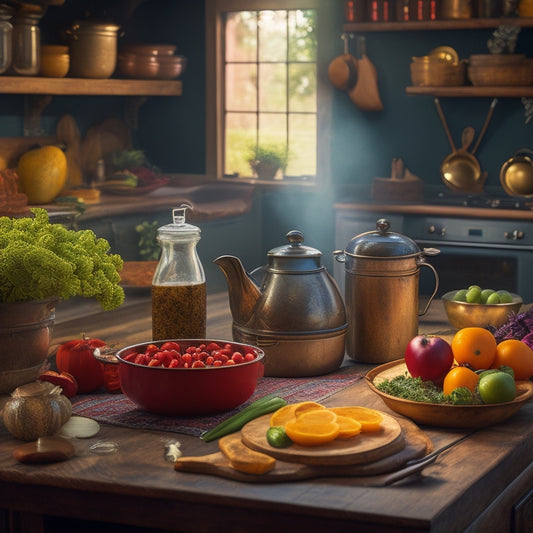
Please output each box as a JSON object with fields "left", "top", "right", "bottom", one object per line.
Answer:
{"left": 3, "top": 1, "right": 533, "bottom": 276}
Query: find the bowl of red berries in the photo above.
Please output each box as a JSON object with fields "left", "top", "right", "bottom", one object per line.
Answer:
{"left": 113, "top": 339, "right": 265, "bottom": 415}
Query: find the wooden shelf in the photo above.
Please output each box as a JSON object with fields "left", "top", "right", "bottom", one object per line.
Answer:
{"left": 344, "top": 17, "right": 533, "bottom": 32}
{"left": 406, "top": 85, "right": 533, "bottom": 97}
{"left": 0, "top": 77, "right": 182, "bottom": 96}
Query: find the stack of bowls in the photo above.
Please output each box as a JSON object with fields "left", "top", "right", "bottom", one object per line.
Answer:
{"left": 39, "top": 44, "right": 69, "bottom": 77}
{"left": 410, "top": 47, "right": 465, "bottom": 86}
{"left": 467, "top": 54, "right": 533, "bottom": 86}
{"left": 118, "top": 44, "right": 186, "bottom": 80}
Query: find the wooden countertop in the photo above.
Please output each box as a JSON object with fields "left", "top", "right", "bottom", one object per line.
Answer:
{"left": 1, "top": 292, "right": 532, "bottom": 532}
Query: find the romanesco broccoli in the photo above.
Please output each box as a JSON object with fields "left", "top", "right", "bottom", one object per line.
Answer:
{"left": 0, "top": 208, "right": 124, "bottom": 311}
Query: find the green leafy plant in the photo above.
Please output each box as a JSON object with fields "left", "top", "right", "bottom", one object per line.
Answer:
{"left": 248, "top": 143, "right": 289, "bottom": 179}
{"left": 0, "top": 208, "right": 124, "bottom": 311}
{"left": 136, "top": 220, "right": 160, "bottom": 261}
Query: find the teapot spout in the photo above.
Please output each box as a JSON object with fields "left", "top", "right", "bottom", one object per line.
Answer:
{"left": 214, "top": 255, "right": 262, "bottom": 327}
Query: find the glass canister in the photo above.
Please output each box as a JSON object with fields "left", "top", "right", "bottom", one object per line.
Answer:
{"left": 151, "top": 204, "right": 206, "bottom": 341}
{"left": 0, "top": 4, "right": 13, "bottom": 74}
{"left": 11, "top": 9, "right": 42, "bottom": 76}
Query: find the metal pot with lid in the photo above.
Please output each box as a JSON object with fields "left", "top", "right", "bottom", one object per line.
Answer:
{"left": 334, "top": 219, "right": 440, "bottom": 364}
{"left": 67, "top": 20, "right": 120, "bottom": 78}
{"left": 215, "top": 230, "right": 347, "bottom": 377}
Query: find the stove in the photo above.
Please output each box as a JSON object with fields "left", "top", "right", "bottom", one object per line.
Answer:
{"left": 424, "top": 189, "right": 533, "bottom": 211}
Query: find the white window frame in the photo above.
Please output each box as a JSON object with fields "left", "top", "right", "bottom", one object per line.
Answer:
{"left": 205, "top": 0, "right": 332, "bottom": 186}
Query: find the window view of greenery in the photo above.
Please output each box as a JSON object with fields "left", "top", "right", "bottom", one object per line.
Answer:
{"left": 224, "top": 9, "right": 317, "bottom": 180}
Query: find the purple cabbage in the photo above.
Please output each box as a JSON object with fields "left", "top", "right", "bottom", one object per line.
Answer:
{"left": 489, "top": 306, "right": 533, "bottom": 343}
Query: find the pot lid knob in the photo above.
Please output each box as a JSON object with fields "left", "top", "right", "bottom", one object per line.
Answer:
{"left": 344, "top": 218, "right": 421, "bottom": 258}
{"left": 267, "top": 230, "right": 322, "bottom": 271}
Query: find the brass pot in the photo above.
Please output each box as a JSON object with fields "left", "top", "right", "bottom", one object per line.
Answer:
{"left": 335, "top": 219, "right": 439, "bottom": 364}
{"left": 500, "top": 149, "right": 533, "bottom": 198}
{"left": 67, "top": 20, "right": 120, "bottom": 78}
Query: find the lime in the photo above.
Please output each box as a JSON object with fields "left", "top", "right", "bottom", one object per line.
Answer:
{"left": 486, "top": 292, "right": 501, "bottom": 305}
{"left": 480, "top": 289, "right": 495, "bottom": 304}
{"left": 478, "top": 371, "right": 516, "bottom": 404}
{"left": 497, "top": 290, "right": 513, "bottom": 304}
{"left": 468, "top": 285, "right": 482, "bottom": 292}
{"left": 452, "top": 289, "right": 468, "bottom": 302}
{"left": 466, "top": 286, "right": 482, "bottom": 303}
{"left": 266, "top": 426, "right": 293, "bottom": 448}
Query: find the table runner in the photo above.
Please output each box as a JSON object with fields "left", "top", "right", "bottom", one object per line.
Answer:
{"left": 72, "top": 365, "right": 364, "bottom": 437}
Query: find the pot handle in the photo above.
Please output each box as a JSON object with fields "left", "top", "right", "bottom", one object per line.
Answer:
{"left": 418, "top": 262, "right": 440, "bottom": 317}
{"left": 333, "top": 250, "right": 346, "bottom": 263}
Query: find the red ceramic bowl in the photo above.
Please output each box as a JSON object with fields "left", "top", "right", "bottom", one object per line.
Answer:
{"left": 115, "top": 339, "right": 265, "bottom": 416}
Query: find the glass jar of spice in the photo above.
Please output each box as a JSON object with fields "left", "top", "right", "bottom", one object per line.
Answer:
{"left": 0, "top": 3, "right": 13, "bottom": 74}
{"left": 151, "top": 204, "right": 206, "bottom": 341}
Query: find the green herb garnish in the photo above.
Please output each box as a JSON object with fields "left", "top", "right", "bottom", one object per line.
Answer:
{"left": 376, "top": 374, "right": 449, "bottom": 404}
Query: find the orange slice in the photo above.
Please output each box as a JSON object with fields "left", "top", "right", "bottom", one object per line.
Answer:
{"left": 328, "top": 406, "right": 383, "bottom": 432}
{"left": 269, "top": 401, "right": 325, "bottom": 427}
{"left": 293, "top": 401, "right": 326, "bottom": 417}
{"left": 335, "top": 415, "right": 362, "bottom": 439}
{"left": 284, "top": 409, "right": 339, "bottom": 446}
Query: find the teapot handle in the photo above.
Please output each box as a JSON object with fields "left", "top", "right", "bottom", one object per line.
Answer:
{"left": 418, "top": 262, "right": 440, "bottom": 317}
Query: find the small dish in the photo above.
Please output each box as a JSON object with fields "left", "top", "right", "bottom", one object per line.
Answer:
{"left": 366, "top": 359, "right": 533, "bottom": 429}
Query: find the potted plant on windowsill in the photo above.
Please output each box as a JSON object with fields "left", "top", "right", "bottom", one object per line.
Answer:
{"left": 0, "top": 208, "right": 124, "bottom": 393}
{"left": 248, "top": 143, "right": 289, "bottom": 180}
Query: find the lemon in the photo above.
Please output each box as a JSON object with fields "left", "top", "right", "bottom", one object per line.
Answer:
{"left": 17, "top": 145, "right": 68, "bottom": 204}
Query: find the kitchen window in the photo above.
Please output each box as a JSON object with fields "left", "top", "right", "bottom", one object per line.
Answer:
{"left": 206, "top": 0, "right": 328, "bottom": 184}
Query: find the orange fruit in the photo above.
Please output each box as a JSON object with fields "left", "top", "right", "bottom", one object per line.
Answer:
{"left": 442, "top": 366, "right": 480, "bottom": 396}
{"left": 329, "top": 406, "right": 383, "bottom": 432}
{"left": 284, "top": 409, "right": 339, "bottom": 446}
{"left": 492, "top": 339, "right": 533, "bottom": 380}
{"left": 334, "top": 415, "right": 362, "bottom": 439}
{"left": 451, "top": 327, "right": 497, "bottom": 370}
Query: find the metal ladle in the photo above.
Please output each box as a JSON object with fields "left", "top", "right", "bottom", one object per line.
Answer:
{"left": 435, "top": 98, "right": 487, "bottom": 193}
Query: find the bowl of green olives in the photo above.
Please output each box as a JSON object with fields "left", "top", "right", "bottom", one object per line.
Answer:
{"left": 442, "top": 287, "right": 523, "bottom": 330}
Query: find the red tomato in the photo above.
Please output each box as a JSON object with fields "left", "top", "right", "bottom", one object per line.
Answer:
{"left": 56, "top": 337, "right": 106, "bottom": 393}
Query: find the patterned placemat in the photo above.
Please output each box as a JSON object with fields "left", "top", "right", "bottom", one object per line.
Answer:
{"left": 72, "top": 365, "right": 364, "bottom": 437}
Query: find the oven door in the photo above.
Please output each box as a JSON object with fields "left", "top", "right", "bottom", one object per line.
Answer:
{"left": 417, "top": 240, "right": 533, "bottom": 302}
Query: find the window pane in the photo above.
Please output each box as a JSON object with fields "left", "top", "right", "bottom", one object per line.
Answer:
{"left": 288, "top": 113, "right": 316, "bottom": 176}
{"left": 226, "top": 63, "right": 257, "bottom": 111}
{"left": 288, "top": 10, "right": 317, "bottom": 62}
{"left": 225, "top": 12, "right": 257, "bottom": 62}
{"left": 258, "top": 11, "right": 287, "bottom": 62}
{"left": 259, "top": 63, "right": 286, "bottom": 112}
{"left": 225, "top": 112, "right": 257, "bottom": 177}
{"left": 259, "top": 113, "right": 286, "bottom": 147}
{"left": 289, "top": 63, "right": 316, "bottom": 112}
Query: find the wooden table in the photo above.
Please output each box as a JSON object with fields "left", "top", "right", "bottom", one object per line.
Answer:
{"left": 1, "top": 293, "right": 532, "bottom": 533}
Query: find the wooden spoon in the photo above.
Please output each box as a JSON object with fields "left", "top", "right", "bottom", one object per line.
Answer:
{"left": 327, "top": 34, "right": 358, "bottom": 91}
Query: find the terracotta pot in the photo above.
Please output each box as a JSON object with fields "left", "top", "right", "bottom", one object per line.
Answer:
{"left": 0, "top": 298, "right": 57, "bottom": 393}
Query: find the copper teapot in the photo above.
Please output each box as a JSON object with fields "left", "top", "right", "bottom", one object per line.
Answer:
{"left": 215, "top": 230, "right": 347, "bottom": 377}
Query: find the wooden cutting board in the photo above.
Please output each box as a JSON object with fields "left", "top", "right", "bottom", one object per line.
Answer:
{"left": 175, "top": 416, "right": 432, "bottom": 483}
{"left": 241, "top": 412, "right": 403, "bottom": 466}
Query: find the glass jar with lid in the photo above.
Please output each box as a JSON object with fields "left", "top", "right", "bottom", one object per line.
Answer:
{"left": 151, "top": 204, "right": 206, "bottom": 341}
{"left": 0, "top": 3, "right": 13, "bottom": 74}
{"left": 11, "top": 6, "right": 43, "bottom": 76}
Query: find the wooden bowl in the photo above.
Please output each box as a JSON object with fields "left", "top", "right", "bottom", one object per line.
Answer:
{"left": 365, "top": 360, "right": 533, "bottom": 428}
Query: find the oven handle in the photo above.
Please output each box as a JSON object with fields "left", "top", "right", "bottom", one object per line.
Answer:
{"left": 417, "top": 239, "right": 533, "bottom": 252}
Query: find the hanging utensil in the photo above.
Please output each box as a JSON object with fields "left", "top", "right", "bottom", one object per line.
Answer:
{"left": 328, "top": 33, "right": 358, "bottom": 91}
{"left": 434, "top": 97, "right": 456, "bottom": 151}
{"left": 471, "top": 98, "right": 498, "bottom": 155}
{"left": 348, "top": 36, "right": 384, "bottom": 112}
{"left": 440, "top": 126, "right": 485, "bottom": 193}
